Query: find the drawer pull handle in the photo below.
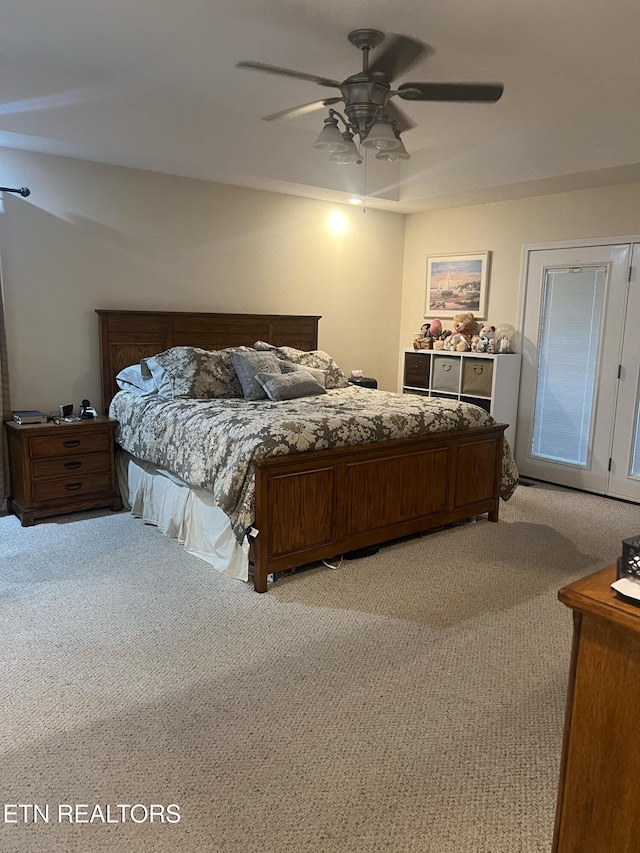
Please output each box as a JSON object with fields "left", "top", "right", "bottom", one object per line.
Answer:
{"left": 63, "top": 440, "right": 81, "bottom": 448}
{"left": 64, "top": 461, "right": 82, "bottom": 470}
{"left": 473, "top": 365, "right": 484, "bottom": 375}
{"left": 65, "top": 482, "right": 83, "bottom": 491}
{"left": 442, "top": 363, "right": 452, "bottom": 372}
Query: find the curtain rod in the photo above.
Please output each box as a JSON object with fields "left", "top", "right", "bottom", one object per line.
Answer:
{"left": 0, "top": 186, "right": 30, "bottom": 197}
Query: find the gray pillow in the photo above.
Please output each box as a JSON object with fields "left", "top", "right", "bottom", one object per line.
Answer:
{"left": 278, "top": 360, "right": 327, "bottom": 388}
{"left": 254, "top": 371, "right": 327, "bottom": 402}
{"left": 142, "top": 346, "right": 245, "bottom": 399}
{"left": 230, "top": 351, "right": 282, "bottom": 401}
{"left": 253, "top": 341, "right": 349, "bottom": 389}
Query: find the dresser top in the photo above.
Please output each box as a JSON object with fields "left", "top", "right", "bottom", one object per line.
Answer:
{"left": 559, "top": 564, "right": 640, "bottom": 633}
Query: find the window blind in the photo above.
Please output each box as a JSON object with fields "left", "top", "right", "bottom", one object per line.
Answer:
{"left": 531, "top": 267, "right": 606, "bottom": 467}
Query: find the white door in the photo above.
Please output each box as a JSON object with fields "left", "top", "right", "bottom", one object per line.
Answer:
{"left": 516, "top": 243, "right": 631, "bottom": 494}
{"left": 608, "top": 243, "right": 640, "bottom": 501}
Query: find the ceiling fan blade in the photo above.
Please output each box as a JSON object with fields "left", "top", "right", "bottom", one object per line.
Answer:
{"left": 367, "top": 35, "right": 431, "bottom": 82}
{"left": 397, "top": 82, "right": 504, "bottom": 103}
{"left": 236, "top": 61, "right": 340, "bottom": 89}
{"left": 263, "top": 98, "right": 343, "bottom": 121}
{"left": 385, "top": 100, "right": 416, "bottom": 133}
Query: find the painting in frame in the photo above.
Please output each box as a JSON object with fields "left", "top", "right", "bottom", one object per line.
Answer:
{"left": 425, "top": 251, "right": 491, "bottom": 319}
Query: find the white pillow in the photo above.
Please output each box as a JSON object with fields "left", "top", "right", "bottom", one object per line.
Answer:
{"left": 115, "top": 364, "right": 159, "bottom": 397}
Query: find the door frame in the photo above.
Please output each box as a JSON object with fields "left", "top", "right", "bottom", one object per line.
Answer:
{"left": 517, "top": 234, "right": 640, "bottom": 493}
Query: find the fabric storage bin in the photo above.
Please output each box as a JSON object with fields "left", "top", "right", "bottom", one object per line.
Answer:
{"left": 462, "top": 358, "right": 494, "bottom": 396}
{"left": 404, "top": 352, "right": 430, "bottom": 389}
{"left": 432, "top": 356, "right": 461, "bottom": 393}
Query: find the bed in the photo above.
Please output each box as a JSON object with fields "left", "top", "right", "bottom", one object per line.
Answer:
{"left": 98, "top": 309, "right": 517, "bottom": 592}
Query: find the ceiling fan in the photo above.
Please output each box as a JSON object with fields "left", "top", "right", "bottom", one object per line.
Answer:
{"left": 237, "top": 29, "right": 504, "bottom": 163}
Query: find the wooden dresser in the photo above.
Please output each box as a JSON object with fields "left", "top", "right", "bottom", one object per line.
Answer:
{"left": 554, "top": 564, "right": 640, "bottom": 852}
{"left": 5, "top": 416, "right": 122, "bottom": 526}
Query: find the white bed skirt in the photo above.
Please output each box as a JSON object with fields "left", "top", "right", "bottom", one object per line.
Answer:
{"left": 116, "top": 450, "right": 250, "bottom": 581}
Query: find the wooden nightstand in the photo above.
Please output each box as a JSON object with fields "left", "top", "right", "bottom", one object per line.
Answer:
{"left": 5, "top": 416, "right": 122, "bottom": 526}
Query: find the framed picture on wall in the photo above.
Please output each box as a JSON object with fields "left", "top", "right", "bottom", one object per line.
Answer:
{"left": 425, "top": 251, "right": 491, "bottom": 319}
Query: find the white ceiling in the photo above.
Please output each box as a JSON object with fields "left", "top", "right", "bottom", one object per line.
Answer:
{"left": 2, "top": 0, "right": 640, "bottom": 212}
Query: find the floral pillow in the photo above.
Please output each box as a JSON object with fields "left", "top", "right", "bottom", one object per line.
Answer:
{"left": 253, "top": 342, "right": 348, "bottom": 389}
{"left": 143, "top": 346, "right": 246, "bottom": 399}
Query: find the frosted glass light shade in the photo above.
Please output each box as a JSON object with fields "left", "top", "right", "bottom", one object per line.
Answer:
{"left": 329, "top": 132, "right": 362, "bottom": 164}
{"left": 361, "top": 119, "right": 400, "bottom": 150}
{"left": 313, "top": 118, "right": 349, "bottom": 153}
{"left": 375, "top": 137, "right": 410, "bottom": 161}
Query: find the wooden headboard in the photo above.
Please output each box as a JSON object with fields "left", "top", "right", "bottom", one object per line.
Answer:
{"left": 96, "top": 309, "right": 321, "bottom": 412}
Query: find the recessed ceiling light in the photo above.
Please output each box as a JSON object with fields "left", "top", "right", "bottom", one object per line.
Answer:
{"left": 348, "top": 198, "right": 362, "bottom": 205}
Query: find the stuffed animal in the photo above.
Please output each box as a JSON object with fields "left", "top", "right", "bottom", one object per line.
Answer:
{"left": 451, "top": 312, "right": 481, "bottom": 345}
{"left": 475, "top": 323, "right": 496, "bottom": 353}
{"left": 480, "top": 323, "right": 496, "bottom": 340}
{"left": 448, "top": 333, "right": 470, "bottom": 352}
{"left": 429, "top": 318, "right": 442, "bottom": 340}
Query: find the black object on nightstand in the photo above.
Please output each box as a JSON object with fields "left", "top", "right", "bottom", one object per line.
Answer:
{"left": 348, "top": 376, "right": 378, "bottom": 389}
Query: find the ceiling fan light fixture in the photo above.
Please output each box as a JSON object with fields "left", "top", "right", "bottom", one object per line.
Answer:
{"left": 361, "top": 118, "right": 400, "bottom": 151}
{"left": 376, "top": 135, "right": 411, "bottom": 161}
{"left": 329, "top": 131, "right": 362, "bottom": 164}
{"left": 239, "top": 27, "right": 505, "bottom": 171}
{"left": 313, "top": 115, "right": 349, "bottom": 153}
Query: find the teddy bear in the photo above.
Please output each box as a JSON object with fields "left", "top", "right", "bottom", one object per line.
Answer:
{"left": 473, "top": 323, "right": 496, "bottom": 353}
{"left": 451, "top": 312, "right": 481, "bottom": 346}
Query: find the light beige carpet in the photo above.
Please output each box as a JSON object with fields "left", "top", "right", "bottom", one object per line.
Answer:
{"left": 0, "top": 481, "right": 637, "bottom": 852}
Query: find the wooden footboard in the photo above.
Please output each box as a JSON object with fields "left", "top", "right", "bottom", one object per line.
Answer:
{"left": 251, "top": 423, "right": 507, "bottom": 592}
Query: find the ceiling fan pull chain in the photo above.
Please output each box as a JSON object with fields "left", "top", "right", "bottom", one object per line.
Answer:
{"left": 362, "top": 147, "right": 368, "bottom": 213}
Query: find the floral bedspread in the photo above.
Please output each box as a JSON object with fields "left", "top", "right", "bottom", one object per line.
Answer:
{"left": 110, "top": 387, "right": 519, "bottom": 542}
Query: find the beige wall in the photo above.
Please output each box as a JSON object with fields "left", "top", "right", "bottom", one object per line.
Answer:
{"left": 0, "top": 148, "right": 406, "bottom": 412}
{"left": 401, "top": 181, "right": 640, "bottom": 384}
{"left": 5, "top": 144, "right": 640, "bottom": 416}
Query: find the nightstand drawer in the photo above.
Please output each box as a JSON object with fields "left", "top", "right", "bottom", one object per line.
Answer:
{"left": 33, "top": 473, "right": 113, "bottom": 503}
{"left": 32, "top": 453, "right": 111, "bottom": 480}
{"left": 30, "top": 430, "right": 111, "bottom": 459}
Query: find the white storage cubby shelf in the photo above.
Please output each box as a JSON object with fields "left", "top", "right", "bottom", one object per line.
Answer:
{"left": 402, "top": 348, "right": 521, "bottom": 448}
